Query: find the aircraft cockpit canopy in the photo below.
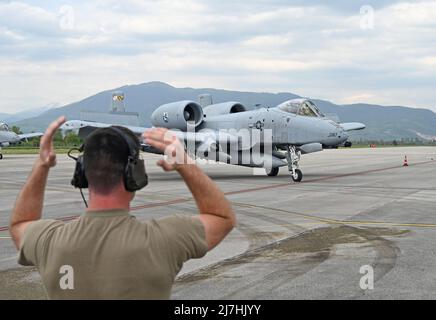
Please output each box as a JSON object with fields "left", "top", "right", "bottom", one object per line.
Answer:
{"left": 278, "top": 99, "right": 325, "bottom": 118}
{"left": 0, "top": 123, "right": 10, "bottom": 132}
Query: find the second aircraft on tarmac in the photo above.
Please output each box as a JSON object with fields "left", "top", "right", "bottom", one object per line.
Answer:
{"left": 0, "top": 122, "right": 43, "bottom": 160}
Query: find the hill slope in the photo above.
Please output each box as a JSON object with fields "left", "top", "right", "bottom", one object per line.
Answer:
{"left": 12, "top": 81, "right": 436, "bottom": 141}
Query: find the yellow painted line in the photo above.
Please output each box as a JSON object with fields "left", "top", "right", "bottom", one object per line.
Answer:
{"left": 2, "top": 201, "right": 434, "bottom": 243}
{"left": 332, "top": 220, "right": 436, "bottom": 228}
{"left": 233, "top": 202, "right": 436, "bottom": 229}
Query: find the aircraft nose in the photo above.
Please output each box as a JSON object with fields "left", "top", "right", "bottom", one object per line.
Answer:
{"left": 59, "top": 121, "right": 75, "bottom": 138}
{"left": 340, "top": 130, "right": 349, "bottom": 142}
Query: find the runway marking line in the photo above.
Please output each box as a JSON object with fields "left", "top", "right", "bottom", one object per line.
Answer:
{"left": 226, "top": 158, "right": 436, "bottom": 196}
{"left": 233, "top": 202, "right": 436, "bottom": 229}
{"left": 0, "top": 158, "right": 434, "bottom": 233}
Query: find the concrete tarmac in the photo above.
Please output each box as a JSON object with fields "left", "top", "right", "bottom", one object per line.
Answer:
{"left": 1, "top": 147, "right": 436, "bottom": 299}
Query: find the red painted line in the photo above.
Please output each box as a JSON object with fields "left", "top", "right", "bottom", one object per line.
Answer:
{"left": 131, "top": 198, "right": 190, "bottom": 210}
{"left": 304, "top": 159, "right": 436, "bottom": 184}
{"left": 0, "top": 200, "right": 190, "bottom": 232}
{"left": 226, "top": 159, "right": 435, "bottom": 195}
{"left": 1, "top": 159, "right": 434, "bottom": 232}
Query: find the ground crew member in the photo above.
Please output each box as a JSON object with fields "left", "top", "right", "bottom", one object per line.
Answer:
{"left": 9, "top": 116, "right": 236, "bottom": 299}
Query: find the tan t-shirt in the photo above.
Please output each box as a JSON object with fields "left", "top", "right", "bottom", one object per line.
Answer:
{"left": 18, "top": 210, "right": 208, "bottom": 300}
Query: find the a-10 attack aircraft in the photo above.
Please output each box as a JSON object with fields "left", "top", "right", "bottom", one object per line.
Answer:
{"left": 60, "top": 98, "right": 365, "bottom": 182}
{"left": 0, "top": 122, "right": 43, "bottom": 159}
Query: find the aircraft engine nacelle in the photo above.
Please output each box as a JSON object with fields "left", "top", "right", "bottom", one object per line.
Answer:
{"left": 203, "top": 102, "right": 246, "bottom": 118}
{"left": 0, "top": 142, "right": 10, "bottom": 147}
{"left": 151, "top": 101, "right": 204, "bottom": 130}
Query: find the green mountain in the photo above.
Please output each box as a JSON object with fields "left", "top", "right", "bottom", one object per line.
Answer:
{"left": 11, "top": 81, "right": 436, "bottom": 142}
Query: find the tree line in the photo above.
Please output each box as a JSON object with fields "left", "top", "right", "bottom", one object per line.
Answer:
{"left": 12, "top": 126, "right": 82, "bottom": 148}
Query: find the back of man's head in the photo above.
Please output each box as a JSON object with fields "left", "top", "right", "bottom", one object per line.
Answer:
{"left": 83, "top": 126, "right": 140, "bottom": 195}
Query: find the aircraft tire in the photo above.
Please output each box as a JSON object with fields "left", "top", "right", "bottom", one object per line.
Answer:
{"left": 292, "top": 169, "right": 303, "bottom": 182}
{"left": 266, "top": 167, "right": 279, "bottom": 177}
{"left": 0, "top": 154, "right": 3, "bottom": 160}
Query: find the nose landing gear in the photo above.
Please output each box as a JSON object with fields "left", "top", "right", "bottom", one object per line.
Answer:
{"left": 291, "top": 168, "right": 303, "bottom": 182}
{"left": 285, "top": 145, "right": 303, "bottom": 182}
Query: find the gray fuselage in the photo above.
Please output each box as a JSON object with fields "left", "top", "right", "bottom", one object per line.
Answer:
{"left": 199, "top": 106, "right": 348, "bottom": 148}
{"left": 0, "top": 131, "right": 20, "bottom": 146}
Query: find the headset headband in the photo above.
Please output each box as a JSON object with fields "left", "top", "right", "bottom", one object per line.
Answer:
{"left": 107, "top": 126, "right": 139, "bottom": 160}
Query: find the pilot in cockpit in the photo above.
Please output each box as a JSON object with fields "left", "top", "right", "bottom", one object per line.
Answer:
{"left": 0, "top": 123, "right": 10, "bottom": 132}
{"left": 278, "top": 100, "right": 325, "bottom": 118}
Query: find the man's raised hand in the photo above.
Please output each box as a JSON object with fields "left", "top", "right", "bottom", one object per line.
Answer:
{"left": 39, "top": 116, "right": 66, "bottom": 168}
{"left": 143, "top": 128, "right": 194, "bottom": 171}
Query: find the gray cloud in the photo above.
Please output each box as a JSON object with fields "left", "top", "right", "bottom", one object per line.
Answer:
{"left": 0, "top": 0, "right": 435, "bottom": 113}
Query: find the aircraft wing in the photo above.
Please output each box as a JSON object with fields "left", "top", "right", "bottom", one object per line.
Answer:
{"left": 18, "top": 132, "right": 44, "bottom": 140}
{"left": 61, "top": 120, "right": 146, "bottom": 137}
{"left": 340, "top": 122, "right": 366, "bottom": 131}
{"left": 60, "top": 120, "right": 239, "bottom": 157}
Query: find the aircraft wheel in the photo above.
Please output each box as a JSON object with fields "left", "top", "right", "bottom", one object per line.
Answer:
{"left": 291, "top": 169, "right": 303, "bottom": 182}
{"left": 0, "top": 154, "right": 3, "bottom": 160}
{"left": 266, "top": 167, "right": 279, "bottom": 177}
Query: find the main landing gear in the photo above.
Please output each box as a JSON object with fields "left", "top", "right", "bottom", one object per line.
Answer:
{"left": 285, "top": 145, "right": 303, "bottom": 182}
{"left": 0, "top": 147, "right": 3, "bottom": 160}
{"left": 265, "top": 167, "right": 279, "bottom": 176}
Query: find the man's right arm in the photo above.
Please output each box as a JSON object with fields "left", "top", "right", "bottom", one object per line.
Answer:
{"left": 177, "top": 164, "right": 235, "bottom": 250}
{"left": 143, "top": 128, "right": 236, "bottom": 250}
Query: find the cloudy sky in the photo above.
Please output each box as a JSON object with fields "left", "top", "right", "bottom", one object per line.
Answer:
{"left": 1, "top": 0, "right": 436, "bottom": 113}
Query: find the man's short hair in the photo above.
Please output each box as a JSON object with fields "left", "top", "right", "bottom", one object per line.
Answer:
{"left": 83, "top": 126, "right": 140, "bottom": 194}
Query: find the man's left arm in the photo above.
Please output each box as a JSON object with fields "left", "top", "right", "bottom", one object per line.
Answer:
{"left": 9, "top": 116, "right": 66, "bottom": 250}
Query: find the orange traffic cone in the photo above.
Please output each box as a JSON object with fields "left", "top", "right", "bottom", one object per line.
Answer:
{"left": 403, "top": 156, "right": 408, "bottom": 167}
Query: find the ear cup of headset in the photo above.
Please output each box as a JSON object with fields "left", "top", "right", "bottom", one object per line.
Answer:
{"left": 71, "top": 155, "right": 88, "bottom": 189}
{"left": 124, "top": 156, "right": 148, "bottom": 192}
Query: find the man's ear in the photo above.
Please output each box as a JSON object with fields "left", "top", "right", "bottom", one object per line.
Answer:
{"left": 118, "top": 180, "right": 133, "bottom": 199}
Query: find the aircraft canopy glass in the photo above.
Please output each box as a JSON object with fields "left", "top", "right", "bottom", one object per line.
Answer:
{"left": 278, "top": 101, "right": 300, "bottom": 114}
{"left": 0, "top": 123, "right": 10, "bottom": 132}
{"left": 278, "top": 100, "right": 325, "bottom": 118}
